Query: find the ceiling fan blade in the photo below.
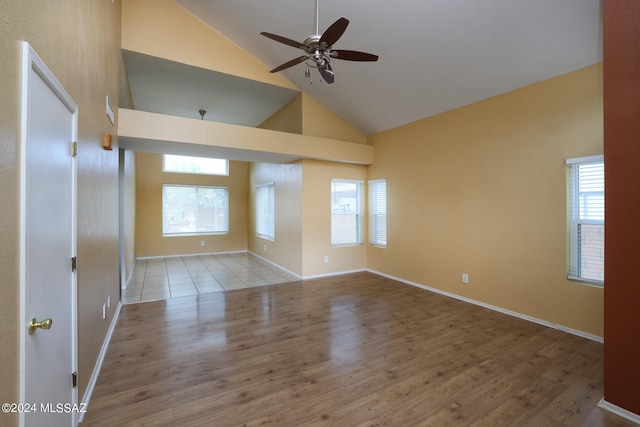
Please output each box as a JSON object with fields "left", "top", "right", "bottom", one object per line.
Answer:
{"left": 269, "top": 56, "right": 308, "bottom": 73}
{"left": 318, "top": 63, "right": 335, "bottom": 84}
{"left": 332, "top": 50, "right": 379, "bottom": 62}
{"left": 261, "top": 32, "right": 307, "bottom": 50}
{"left": 319, "top": 17, "right": 349, "bottom": 47}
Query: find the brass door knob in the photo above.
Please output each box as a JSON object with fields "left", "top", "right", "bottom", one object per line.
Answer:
{"left": 29, "top": 318, "right": 53, "bottom": 335}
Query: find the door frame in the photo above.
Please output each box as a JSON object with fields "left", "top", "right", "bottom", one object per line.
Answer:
{"left": 18, "top": 41, "right": 79, "bottom": 426}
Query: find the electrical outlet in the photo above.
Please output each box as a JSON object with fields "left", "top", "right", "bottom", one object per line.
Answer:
{"left": 200, "top": 240, "right": 205, "bottom": 247}
{"left": 102, "top": 303, "right": 106, "bottom": 319}
{"left": 462, "top": 273, "right": 469, "bottom": 284}
{"left": 264, "top": 244, "right": 267, "bottom": 251}
{"left": 324, "top": 255, "right": 329, "bottom": 263}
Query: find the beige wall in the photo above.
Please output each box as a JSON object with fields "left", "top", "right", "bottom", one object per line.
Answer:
{"left": 118, "top": 109, "right": 374, "bottom": 165}
{"left": 122, "top": 0, "right": 296, "bottom": 90}
{"left": 301, "top": 94, "right": 367, "bottom": 144}
{"left": 0, "top": 2, "right": 608, "bottom": 424}
{"left": 258, "top": 95, "right": 303, "bottom": 135}
{"left": 0, "top": 1, "right": 122, "bottom": 422}
{"left": 367, "top": 64, "right": 604, "bottom": 336}
{"left": 302, "top": 159, "right": 368, "bottom": 277}
{"left": 259, "top": 93, "right": 367, "bottom": 144}
{"left": 248, "top": 162, "right": 304, "bottom": 275}
{"left": 248, "top": 159, "right": 368, "bottom": 278}
{"left": 135, "top": 152, "right": 249, "bottom": 257}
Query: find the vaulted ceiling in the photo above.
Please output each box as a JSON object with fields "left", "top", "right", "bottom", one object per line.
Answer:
{"left": 127, "top": 0, "right": 603, "bottom": 136}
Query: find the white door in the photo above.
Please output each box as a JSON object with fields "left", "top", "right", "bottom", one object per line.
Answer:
{"left": 20, "top": 42, "right": 78, "bottom": 427}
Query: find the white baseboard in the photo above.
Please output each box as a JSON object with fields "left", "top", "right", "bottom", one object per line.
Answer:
{"left": 235, "top": 251, "right": 366, "bottom": 281}
{"left": 367, "top": 269, "right": 604, "bottom": 343}
{"left": 78, "top": 301, "right": 122, "bottom": 424}
{"left": 303, "top": 268, "right": 367, "bottom": 280}
{"left": 136, "top": 250, "right": 246, "bottom": 261}
{"left": 598, "top": 399, "right": 640, "bottom": 424}
{"left": 247, "top": 251, "right": 302, "bottom": 280}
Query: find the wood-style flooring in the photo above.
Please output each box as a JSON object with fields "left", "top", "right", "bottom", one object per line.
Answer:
{"left": 82, "top": 272, "right": 635, "bottom": 426}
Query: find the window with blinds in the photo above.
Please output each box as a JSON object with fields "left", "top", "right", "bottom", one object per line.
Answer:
{"left": 162, "top": 185, "right": 229, "bottom": 236}
{"left": 256, "top": 182, "right": 275, "bottom": 241}
{"left": 331, "top": 179, "right": 363, "bottom": 246}
{"left": 368, "top": 179, "right": 387, "bottom": 247}
{"left": 566, "top": 155, "right": 604, "bottom": 285}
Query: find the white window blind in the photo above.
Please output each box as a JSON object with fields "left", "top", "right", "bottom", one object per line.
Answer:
{"left": 368, "top": 179, "right": 387, "bottom": 247}
{"left": 256, "top": 182, "right": 275, "bottom": 240}
{"left": 567, "top": 155, "right": 604, "bottom": 285}
{"left": 162, "top": 185, "right": 229, "bottom": 235}
{"left": 331, "top": 179, "right": 363, "bottom": 246}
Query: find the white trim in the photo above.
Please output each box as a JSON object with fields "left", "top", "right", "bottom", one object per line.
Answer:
{"left": 135, "top": 250, "right": 247, "bottom": 262}
{"left": 78, "top": 302, "right": 122, "bottom": 424}
{"left": 303, "top": 268, "right": 367, "bottom": 280}
{"left": 331, "top": 179, "right": 364, "bottom": 246}
{"left": 565, "top": 154, "right": 604, "bottom": 165}
{"left": 598, "top": 399, "right": 640, "bottom": 424}
{"left": 18, "top": 40, "right": 30, "bottom": 427}
{"left": 331, "top": 178, "right": 365, "bottom": 185}
{"left": 368, "top": 269, "right": 604, "bottom": 343}
{"left": 122, "top": 258, "right": 138, "bottom": 289}
{"left": 162, "top": 232, "right": 230, "bottom": 238}
{"left": 247, "top": 252, "right": 302, "bottom": 280}
{"left": 19, "top": 41, "right": 80, "bottom": 427}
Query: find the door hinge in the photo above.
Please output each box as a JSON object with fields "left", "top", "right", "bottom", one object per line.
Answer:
{"left": 71, "top": 141, "right": 77, "bottom": 157}
{"left": 72, "top": 372, "right": 77, "bottom": 388}
{"left": 71, "top": 257, "right": 77, "bottom": 272}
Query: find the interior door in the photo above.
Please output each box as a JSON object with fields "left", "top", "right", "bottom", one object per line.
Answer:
{"left": 20, "top": 42, "right": 78, "bottom": 427}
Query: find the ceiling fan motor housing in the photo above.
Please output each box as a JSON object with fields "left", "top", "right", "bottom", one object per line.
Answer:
{"left": 261, "top": 15, "right": 378, "bottom": 83}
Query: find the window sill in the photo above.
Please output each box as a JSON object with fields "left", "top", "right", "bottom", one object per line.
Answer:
{"left": 368, "top": 243, "right": 387, "bottom": 249}
{"left": 163, "top": 232, "right": 228, "bottom": 237}
{"left": 331, "top": 243, "right": 364, "bottom": 248}
{"left": 567, "top": 276, "right": 604, "bottom": 288}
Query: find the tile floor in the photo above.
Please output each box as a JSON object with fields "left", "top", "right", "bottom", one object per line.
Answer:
{"left": 122, "top": 252, "right": 300, "bottom": 304}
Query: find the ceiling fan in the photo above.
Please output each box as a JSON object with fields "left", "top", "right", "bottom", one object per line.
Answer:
{"left": 260, "top": 0, "right": 378, "bottom": 84}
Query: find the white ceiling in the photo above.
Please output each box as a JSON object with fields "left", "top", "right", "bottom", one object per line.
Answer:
{"left": 124, "top": 0, "right": 602, "bottom": 138}
{"left": 169, "top": 0, "right": 602, "bottom": 135}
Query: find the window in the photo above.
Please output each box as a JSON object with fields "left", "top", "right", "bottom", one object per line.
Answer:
{"left": 331, "top": 179, "right": 363, "bottom": 246}
{"left": 163, "top": 154, "right": 228, "bottom": 176}
{"left": 162, "top": 185, "right": 228, "bottom": 236}
{"left": 368, "top": 179, "right": 387, "bottom": 247}
{"left": 256, "top": 182, "right": 275, "bottom": 240}
{"left": 567, "top": 155, "right": 604, "bottom": 285}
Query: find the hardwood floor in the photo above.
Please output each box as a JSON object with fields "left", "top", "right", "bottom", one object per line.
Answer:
{"left": 83, "top": 272, "right": 634, "bottom": 426}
